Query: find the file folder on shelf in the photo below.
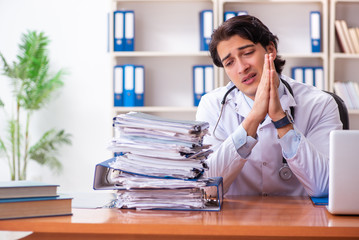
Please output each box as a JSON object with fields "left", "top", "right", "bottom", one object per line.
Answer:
{"left": 114, "top": 11, "right": 125, "bottom": 51}
{"left": 123, "top": 65, "right": 135, "bottom": 107}
{"left": 93, "top": 158, "right": 223, "bottom": 211}
{"left": 291, "top": 66, "right": 324, "bottom": 89}
{"left": 224, "top": 11, "right": 248, "bottom": 21}
{"left": 304, "top": 67, "right": 314, "bottom": 87}
{"left": 314, "top": 66, "right": 324, "bottom": 90}
{"left": 200, "top": 10, "right": 213, "bottom": 51}
{"left": 134, "top": 66, "right": 144, "bottom": 107}
{"left": 291, "top": 66, "right": 304, "bottom": 84}
{"left": 113, "top": 65, "right": 124, "bottom": 107}
{"left": 310, "top": 11, "right": 321, "bottom": 53}
{"left": 114, "top": 10, "right": 134, "bottom": 51}
{"left": 193, "top": 65, "right": 214, "bottom": 106}
{"left": 193, "top": 66, "right": 204, "bottom": 106}
{"left": 124, "top": 11, "right": 135, "bottom": 51}
{"left": 204, "top": 66, "right": 214, "bottom": 95}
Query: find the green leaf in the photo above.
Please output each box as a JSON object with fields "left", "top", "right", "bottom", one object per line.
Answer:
{"left": 29, "top": 129, "right": 72, "bottom": 172}
{"left": 0, "top": 98, "right": 4, "bottom": 107}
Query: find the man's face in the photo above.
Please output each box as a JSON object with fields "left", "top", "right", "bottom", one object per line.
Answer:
{"left": 217, "top": 35, "right": 275, "bottom": 100}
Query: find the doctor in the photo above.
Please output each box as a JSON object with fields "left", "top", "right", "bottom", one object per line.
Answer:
{"left": 196, "top": 15, "right": 342, "bottom": 197}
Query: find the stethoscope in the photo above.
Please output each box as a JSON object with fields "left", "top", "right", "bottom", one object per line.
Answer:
{"left": 212, "top": 79, "right": 295, "bottom": 181}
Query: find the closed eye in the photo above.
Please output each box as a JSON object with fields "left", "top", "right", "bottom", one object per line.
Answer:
{"left": 244, "top": 50, "right": 255, "bottom": 56}
{"left": 224, "top": 60, "right": 233, "bottom": 67}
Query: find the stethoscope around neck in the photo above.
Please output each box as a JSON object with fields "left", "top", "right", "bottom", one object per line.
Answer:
{"left": 212, "top": 79, "right": 295, "bottom": 181}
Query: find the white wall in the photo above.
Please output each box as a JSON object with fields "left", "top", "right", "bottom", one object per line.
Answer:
{"left": 0, "top": 0, "right": 113, "bottom": 193}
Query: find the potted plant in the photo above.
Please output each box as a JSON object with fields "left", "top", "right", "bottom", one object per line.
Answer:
{"left": 0, "top": 30, "right": 72, "bottom": 180}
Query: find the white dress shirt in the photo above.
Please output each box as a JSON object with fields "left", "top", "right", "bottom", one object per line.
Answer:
{"left": 196, "top": 75, "right": 342, "bottom": 197}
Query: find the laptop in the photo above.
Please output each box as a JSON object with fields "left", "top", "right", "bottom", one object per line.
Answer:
{"left": 327, "top": 130, "right": 359, "bottom": 215}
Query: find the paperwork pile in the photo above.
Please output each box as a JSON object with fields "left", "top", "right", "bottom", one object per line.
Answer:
{"left": 108, "top": 112, "right": 212, "bottom": 179}
{"left": 94, "top": 112, "right": 223, "bottom": 210}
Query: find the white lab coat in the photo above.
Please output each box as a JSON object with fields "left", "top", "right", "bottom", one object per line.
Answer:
{"left": 196, "top": 75, "right": 342, "bottom": 197}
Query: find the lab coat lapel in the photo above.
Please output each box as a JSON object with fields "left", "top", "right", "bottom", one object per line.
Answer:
{"left": 233, "top": 92, "right": 252, "bottom": 118}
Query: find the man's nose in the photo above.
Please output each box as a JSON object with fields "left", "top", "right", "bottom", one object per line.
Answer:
{"left": 236, "top": 59, "right": 249, "bottom": 74}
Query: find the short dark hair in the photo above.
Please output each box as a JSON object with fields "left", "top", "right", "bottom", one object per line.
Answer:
{"left": 209, "top": 15, "right": 286, "bottom": 74}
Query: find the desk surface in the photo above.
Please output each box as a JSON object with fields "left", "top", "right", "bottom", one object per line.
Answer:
{"left": 1, "top": 196, "right": 359, "bottom": 240}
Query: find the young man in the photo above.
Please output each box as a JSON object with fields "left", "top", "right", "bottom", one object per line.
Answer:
{"left": 196, "top": 15, "right": 342, "bottom": 197}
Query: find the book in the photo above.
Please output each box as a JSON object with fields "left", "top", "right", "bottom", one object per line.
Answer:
{"left": 349, "top": 27, "right": 359, "bottom": 53}
{"left": 341, "top": 20, "right": 356, "bottom": 54}
{"left": 0, "top": 196, "right": 72, "bottom": 220}
{"left": 335, "top": 20, "right": 351, "bottom": 53}
{"left": 0, "top": 181, "right": 58, "bottom": 199}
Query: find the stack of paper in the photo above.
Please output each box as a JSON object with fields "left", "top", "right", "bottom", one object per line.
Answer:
{"left": 93, "top": 112, "right": 223, "bottom": 211}
{"left": 108, "top": 112, "right": 212, "bottom": 179}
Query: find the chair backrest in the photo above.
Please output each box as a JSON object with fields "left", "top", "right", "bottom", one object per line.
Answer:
{"left": 281, "top": 79, "right": 349, "bottom": 130}
{"left": 323, "top": 91, "right": 349, "bottom": 130}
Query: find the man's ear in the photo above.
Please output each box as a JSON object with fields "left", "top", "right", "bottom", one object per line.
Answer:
{"left": 266, "top": 42, "right": 277, "bottom": 59}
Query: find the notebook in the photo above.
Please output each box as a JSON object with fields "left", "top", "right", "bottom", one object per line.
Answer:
{"left": 327, "top": 130, "right": 359, "bottom": 215}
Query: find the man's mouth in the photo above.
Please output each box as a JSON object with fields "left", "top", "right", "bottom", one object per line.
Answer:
{"left": 242, "top": 73, "right": 256, "bottom": 84}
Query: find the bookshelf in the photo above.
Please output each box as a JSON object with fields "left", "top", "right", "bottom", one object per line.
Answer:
{"left": 217, "top": 0, "right": 328, "bottom": 88}
{"left": 110, "top": 0, "right": 218, "bottom": 120}
{"left": 329, "top": 0, "right": 359, "bottom": 128}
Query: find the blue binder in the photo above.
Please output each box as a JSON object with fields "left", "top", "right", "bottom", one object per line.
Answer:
{"left": 124, "top": 11, "right": 135, "bottom": 51}
{"left": 200, "top": 10, "right": 213, "bottom": 51}
{"left": 291, "top": 66, "right": 306, "bottom": 84}
{"left": 114, "top": 10, "right": 135, "bottom": 51}
{"left": 310, "top": 11, "right": 321, "bottom": 53}
{"left": 113, "top": 65, "right": 124, "bottom": 106}
{"left": 224, "top": 11, "right": 248, "bottom": 21}
{"left": 224, "top": 11, "right": 236, "bottom": 21}
{"left": 204, "top": 65, "right": 214, "bottom": 94}
{"left": 237, "top": 11, "right": 248, "bottom": 16}
{"left": 304, "top": 67, "right": 315, "bottom": 86}
{"left": 123, "top": 65, "right": 135, "bottom": 107}
{"left": 313, "top": 66, "right": 324, "bottom": 90}
{"left": 134, "top": 65, "right": 145, "bottom": 106}
{"left": 193, "top": 66, "right": 204, "bottom": 106}
{"left": 114, "top": 11, "right": 125, "bottom": 51}
{"left": 193, "top": 65, "right": 214, "bottom": 106}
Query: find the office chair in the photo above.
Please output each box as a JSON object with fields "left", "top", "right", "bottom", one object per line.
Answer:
{"left": 323, "top": 91, "right": 349, "bottom": 130}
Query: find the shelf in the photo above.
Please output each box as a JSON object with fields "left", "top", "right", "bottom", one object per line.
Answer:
{"left": 114, "top": 106, "right": 198, "bottom": 113}
{"left": 280, "top": 53, "right": 326, "bottom": 59}
{"left": 111, "top": 51, "right": 211, "bottom": 57}
{"left": 332, "top": 53, "right": 359, "bottom": 59}
{"left": 221, "top": 0, "right": 325, "bottom": 3}
{"left": 334, "top": 0, "right": 359, "bottom": 2}
{"left": 348, "top": 109, "right": 359, "bottom": 114}
{"left": 113, "top": 0, "right": 213, "bottom": 2}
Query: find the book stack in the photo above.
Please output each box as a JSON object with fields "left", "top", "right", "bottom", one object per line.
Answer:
{"left": 93, "top": 112, "right": 223, "bottom": 211}
{"left": 335, "top": 20, "right": 359, "bottom": 54}
{"left": 333, "top": 81, "right": 359, "bottom": 109}
{"left": 0, "top": 181, "right": 72, "bottom": 220}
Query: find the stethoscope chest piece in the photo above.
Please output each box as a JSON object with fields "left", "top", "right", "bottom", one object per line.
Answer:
{"left": 279, "top": 163, "right": 293, "bottom": 181}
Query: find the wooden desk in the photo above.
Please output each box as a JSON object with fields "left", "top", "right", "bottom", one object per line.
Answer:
{"left": 0, "top": 196, "right": 358, "bottom": 240}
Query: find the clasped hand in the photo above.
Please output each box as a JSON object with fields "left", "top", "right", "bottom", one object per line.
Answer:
{"left": 243, "top": 53, "right": 286, "bottom": 137}
{"left": 252, "top": 53, "right": 285, "bottom": 123}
